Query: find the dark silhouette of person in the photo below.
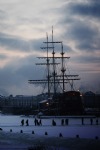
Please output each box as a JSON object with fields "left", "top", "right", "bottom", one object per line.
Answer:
{"left": 39, "top": 119, "right": 42, "bottom": 126}
{"left": 52, "top": 119, "right": 56, "bottom": 126}
{"left": 21, "top": 119, "right": 24, "bottom": 126}
{"left": 61, "top": 119, "right": 64, "bottom": 126}
{"left": 65, "top": 118, "right": 69, "bottom": 125}
{"left": 36, "top": 119, "right": 39, "bottom": 126}
{"left": 96, "top": 118, "right": 98, "bottom": 125}
{"left": 54, "top": 120, "right": 56, "bottom": 126}
{"left": 52, "top": 119, "right": 54, "bottom": 126}
{"left": 90, "top": 118, "right": 93, "bottom": 125}
{"left": 34, "top": 118, "right": 37, "bottom": 126}
{"left": 26, "top": 119, "right": 29, "bottom": 126}
{"left": 82, "top": 117, "right": 84, "bottom": 125}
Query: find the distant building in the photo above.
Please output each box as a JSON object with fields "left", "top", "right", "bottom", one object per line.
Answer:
{"left": 12, "top": 95, "right": 35, "bottom": 108}
{"left": 0, "top": 92, "right": 100, "bottom": 115}
{"left": 83, "top": 91, "right": 95, "bottom": 108}
{"left": 0, "top": 95, "right": 38, "bottom": 114}
{"left": 83, "top": 91, "right": 100, "bottom": 116}
{"left": 95, "top": 94, "right": 100, "bottom": 109}
{"left": 83, "top": 91, "right": 100, "bottom": 109}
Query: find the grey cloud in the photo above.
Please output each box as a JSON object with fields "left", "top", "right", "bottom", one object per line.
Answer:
{"left": 63, "top": 44, "right": 73, "bottom": 53}
{"left": 0, "top": 32, "right": 47, "bottom": 52}
{"left": 0, "top": 55, "right": 45, "bottom": 88}
{"left": 68, "top": 0, "right": 100, "bottom": 18}
{"left": 0, "top": 88, "right": 9, "bottom": 96}
{"left": 0, "top": 9, "right": 7, "bottom": 20}
{"left": 15, "top": 56, "right": 45, "bottom": 80}
{"left": 0, "top": 52, "right": 67, "bottom": 95}
{"left": 77, "top": 40, "right": 100, "bottom": 51}
{"left": 66, "top": 19, "right": 97, "bottom": 40}
{"left": 0, "top": 66, "right": 21, "bottom": 87}
{"left": 30, "top": 38, "right": 46, "bottom": 52}
{"left": 73, "top": 55, "right": 100, "bottom": 64}
{"left": 0, "top": 32, "right": 31, "bottom": 51}
{"left": 57, "top": 1, "right": 100, "bottom": 52}
{"left": 0, "top": 54, "right": 7, "bottom": 59}
{"left": 18, "top": 16, "right": 43, "bottom": 25}
{"left": 66, "top": 21, "right": 100, "bottom": 52}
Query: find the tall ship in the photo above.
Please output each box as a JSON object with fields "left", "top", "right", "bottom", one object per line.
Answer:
{"left": 28, "top": 27, "right": 84, "bottom": 115}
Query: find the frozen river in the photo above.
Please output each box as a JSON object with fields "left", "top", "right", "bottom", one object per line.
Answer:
{"left": 0, "top": 114, "right": 100, "bottom": 139}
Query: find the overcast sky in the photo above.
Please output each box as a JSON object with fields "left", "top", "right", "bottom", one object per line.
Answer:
{"left": 0, "top": 0, "right": 100, "bottom": 96}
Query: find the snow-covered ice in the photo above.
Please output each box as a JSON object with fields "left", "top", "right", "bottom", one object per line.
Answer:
{"left": 0, "top": 114, "right": 100, "bottom": 150}
{"left": 0, "top": 114, "right": 100, "bottom": 138}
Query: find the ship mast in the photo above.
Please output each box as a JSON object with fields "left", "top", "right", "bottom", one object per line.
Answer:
{"left": 61, "top": 42, "right": 66, "bottom": 93}
{"left": 28, "top": 32, "right": 58, "bottom": 98}
{"left": 46, "top": 33, "right": 50, "bottom": 97}
{"left": 52, "top": 26, "right": 56, "bottom": 94}
{"left": 28, "top": 27, "right": 80, "bottom": 97}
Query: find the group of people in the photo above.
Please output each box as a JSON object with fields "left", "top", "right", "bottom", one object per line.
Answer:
{"left": 21, "top": 119, "right": 29, "bottom": 126}
{"left": 52, "top": 118, "right": 69, "bottom": 126}
{"left": 21, "top": 118, "right": 69, "bottom": 126}
{"left": 90, "top": 118, "right": 99, "bottom": 125}
{"left": 21, "top": 118, "right": 42, "bottom": 126}
{"left": 61, "top": 118, "right": 69, "bottom": 126}
{"left": 21, "top": 117, "right": 99, "bottom": 126}
{"left": 81, "top": 117, "right": 99, "bottom": 125}
{"left": 34, "top": 118, "right": 42, "bottom": 126}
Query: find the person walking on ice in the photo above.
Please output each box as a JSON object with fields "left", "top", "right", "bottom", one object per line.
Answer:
{"left": 26, "top": 119, "right": 29, "bottom": 126}
{"left": 90, "top": 118, "right": 93, "bottom": 125}
{"left": 65, "top": 118, "right": 69, "bottom": 125}
{"left": 39, "top": 119, "right": 42, "bottom": 126}
{"left": 61, "top": 119, "right": 64, "bottom": 126}
{"left": 21, "top": 119, "right": 24, "bottom": 126}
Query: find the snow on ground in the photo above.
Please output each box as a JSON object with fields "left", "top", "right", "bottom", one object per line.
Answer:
{"left": 0, "top": 131, "right": 100, "bottom": 150}
{"left": 0, "top": 114, "right": 100, "bottom": 139}
{"left": 0, "top": 114, "right": 100, "bottom": 149}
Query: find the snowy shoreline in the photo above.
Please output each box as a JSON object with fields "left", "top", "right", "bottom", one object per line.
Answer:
{"left": 0, "top": 131, "right": 100, "bottom": 150}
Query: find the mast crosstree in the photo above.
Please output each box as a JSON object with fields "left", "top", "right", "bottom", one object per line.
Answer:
{"left": 28, "top": 27, "right": 80, "bottom": 97}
